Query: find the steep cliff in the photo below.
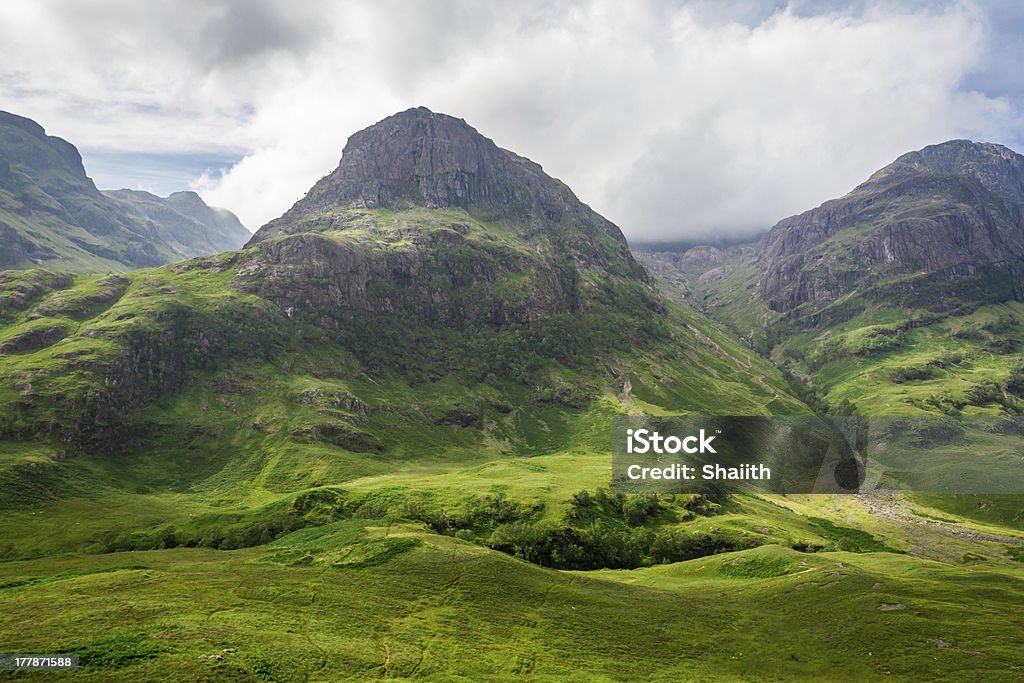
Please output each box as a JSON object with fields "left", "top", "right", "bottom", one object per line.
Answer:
{"left": 759, "top": 140, "right": 1024, "bottom": 316}
{"left": 239, "top": 107, "right": 649, "bottom": 325}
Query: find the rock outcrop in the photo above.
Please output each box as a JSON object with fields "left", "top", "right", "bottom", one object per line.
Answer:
{"left": 240, "top": 107, "right": 650, "bottom": 324}
{"left": 250, "top": 107, "right": 635, "bottom": 263}
{"left": 759, "top": 140, "right": 1024, "bottom": 315}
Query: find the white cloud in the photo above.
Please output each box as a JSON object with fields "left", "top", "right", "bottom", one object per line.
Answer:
{"left": 0, "top": 0, "right": 1019, "bottom": 240}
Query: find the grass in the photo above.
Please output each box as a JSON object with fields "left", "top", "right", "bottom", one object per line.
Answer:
{"left": 3, "top": 418, "right": 1022, "bottom": 679}
{"left": 1, "top": 206, "right": 1022, "bottom": 679}
{"left": 806, "top": 516, "right": 901, "bottom": 553}
{"left": 2, "top": 527, "right": 1023, "bottom": 681}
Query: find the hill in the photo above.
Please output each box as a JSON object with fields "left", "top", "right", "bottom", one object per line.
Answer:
{"left": 0, "top": 107, "right": 805, "bottom": 554}
{"left": 104, "top": 188, "right": 250, "bottom": 261}
{"left": 0, "top": 111, "right": 249, "bottom": 272}
{"left": 639, "top": 140, "right": 1024, "bottom": 419}
{"left": 4, "top": 115, "right": 1023, "bottom": 681}
{"left": 760, "top": 140, "right": 1024, "bottom": 318}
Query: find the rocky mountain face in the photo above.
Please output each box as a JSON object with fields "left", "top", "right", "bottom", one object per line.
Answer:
{"left": 759, "top": 140, "right": 1024, "bottom": 316}
{"left": 638, "top": 140, "right": 1024, "bottom": 419}
{"left": 240, "top": 107, "right": 650, "bottom": 325}
{"left": 636, "top": 246, "right": 731, "bottom": 296}
{"left": 0, "top": 111, "right": 248, "bottom": 272}
{"left": 0, "top": 108, "right": 806, "bottom": 456}
{"left": 105, "top": 189, "right": 250, "bottom": 257}
{"left": 252, "top": 107, "right": 633, "bottom": 255}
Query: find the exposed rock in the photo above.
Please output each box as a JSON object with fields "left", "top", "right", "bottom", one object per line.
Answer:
{"left": 0, "top": 223, "right": 56, "bottom": 269}
{"left": 297, "top": 388, "right": 369, "bottom": 415}
{"left": 680, "top": 245, "right": 724, "bottom": 270}
{"left": 0, "top": 323, "right": 69, "bottom": 354}
{"left": 0, "top": 271, "right": 75, "bottom": 314}
{"left": 878, "top": 603, "right": 907, "bottom": 611}
{"left": 435, "top": 409, "right": 478, "bottom": 427}
{"left": 31, "top": 275, "right": 128, "bottom": 319}
{"left": 233, "top": 109, "right": 670, "bottom": 330}
{"left": 290, "top": 421, "right": 383, "bottom": 452}
{"left": 759, "top": 140, "right": 1024, "bottom": 315}
{"left": 232, "top": 106, "right": 663, "bottom": 326}
{"left": 233, "top": 229, "right": 580, "bottom": 325}
{"left": 248, "top": 107, "right": 647, "bottom": 279}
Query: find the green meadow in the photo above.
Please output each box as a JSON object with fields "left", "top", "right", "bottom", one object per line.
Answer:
{"left": 0, "top": 239, "right": 1022, "bottom": 681}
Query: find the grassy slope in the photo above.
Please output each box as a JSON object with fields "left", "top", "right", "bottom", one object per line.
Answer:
{"left": 2, "top": 528, "right": 1022, "bottom": 682}
{"left": 642, "top": 244, "right": 1024, "bottom": 419}
{"left": 0, "top": 222, "right": 804, "bottom": 557}
{"left": 771, "top": 301, "right": 1024, "bottom": 414}
{"left": 1, "top": 211, "right": 1021, "bottom": 680}
{"left": 0, "top": 199, "right": 130, "bottom": 273}
{"left": 645, "top": 243, "right": 1024, "bottom": 529}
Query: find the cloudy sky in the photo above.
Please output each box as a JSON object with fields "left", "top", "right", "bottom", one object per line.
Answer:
{"left": 1, "top": 0, "right": 1022, "bottom": 243}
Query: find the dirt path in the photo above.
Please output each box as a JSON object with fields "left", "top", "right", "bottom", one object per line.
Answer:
{"left": 856, "top": 492, "right": 1024, "bottom": 547}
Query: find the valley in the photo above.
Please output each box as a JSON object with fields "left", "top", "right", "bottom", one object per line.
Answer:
{"left": 1, "top": 110, "right": 1022, "bottom": 681}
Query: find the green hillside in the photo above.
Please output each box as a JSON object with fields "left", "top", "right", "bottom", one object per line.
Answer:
{"left": 3, "top": 116, "right": 1023, "bottom": 681}
{"left": 2, "top": 223, "right": 1022, "bottom": 680}
{"left": 639, "top": 140, "right": 1024, "bottom": 421}
{"left": 0, "top": 202, "right": 805, "bottom": 553}
{"left": 3, "top": 531, "right": 1023, "bottom": 682}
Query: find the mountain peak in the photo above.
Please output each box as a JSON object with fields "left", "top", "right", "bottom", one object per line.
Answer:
{"left": 325, "top": 106, "right": 503, "bottom": 210}
{"left": 0, "top": 110, "right": 47, "bottom": 138}
{"left": 760, "top": 138, "right": 1024, "bottom": 316}
{"left": 238, "top": 109, "right": 649, "bottom": 326}
{"left": 0, "top": 110, "right": 86, "bottom": 184}
{"left": 896, "top": 139, "right": 1019, "bottom": 168}
{"left": 259, "top": 106, "right": 559, "bottom": 225}
{"left": 0, "top": 109, "right": 250, "bottom": 271}
{"left": 248, "top": 109, "right": 634, "bottom": 263}
{"left": 861, "top": 139, "right": 1024, "bottom": 203}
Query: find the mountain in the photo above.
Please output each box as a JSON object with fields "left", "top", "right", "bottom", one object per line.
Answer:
{"left": 3, "top": 115, "right": 1024, "bottom": 681}
{"left": 760, "top": 140, "right": 1024, "bottom": 317}
{"left": 253, "top": 106, "right": 635, "bottom": 255}
{"left": 0, "top": 107, "right": 804, "bottom": 564}
{"left": 639, "top": 139, "right": 1024, "bottom": 418}
{"left": 104, "top": 188, "right": 250, "bottom": 260}
{"left": 0, "top": 105, "right": 804, "bottom": 483}
{"left": 0, "top": 111, "right": 249, "bottom": 272}
{"left": 242, "top": 107, "right": 647, "bottom": 326}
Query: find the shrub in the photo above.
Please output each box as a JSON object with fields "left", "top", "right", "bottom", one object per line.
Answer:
{"left": 966, "top": 381, "right": 1004, "bottom": 407}
{"left": 1007, "top": 365, "right": 1024, "bottom": 398}
{"left": 889, "top": 365, "right": 935, "bottom": 383}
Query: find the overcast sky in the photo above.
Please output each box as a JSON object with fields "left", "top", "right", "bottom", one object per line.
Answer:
{"left": 1, "top": 0, "right": 1022, "bottom": 243}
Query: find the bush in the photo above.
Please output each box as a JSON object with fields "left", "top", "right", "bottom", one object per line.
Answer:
{"left": 910, "top": 417, "right": 965, "bottom": 445}
{"left": 394, "top": 493, "right": 543, "bottom": 537}
{"left": 489, "top": 520, "right": 754, "bottom": 570}
{"left": 1007, "top": 365, "right": 1024, "bottom": 398}
{"left": 565, "top": 488, "right": 673, "bottom": 526}
{"left": 889, "top": 365, "right": 935, "bottom": 383}
{"left": 649, "top": 529, "right": 755, "bottom": 564}
{"left": 807, "top": 517, "right": 900, "bottom": 553}
{"left": 966, "top": 381, "right": 1005, "bottom": 407}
